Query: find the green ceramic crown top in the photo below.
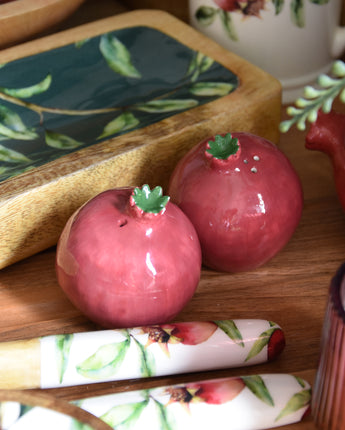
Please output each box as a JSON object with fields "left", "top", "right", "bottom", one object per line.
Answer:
{"left": 206, "top": 133, "right": 240, "bottom": 159}
{"left": 132, "top": 184, "right": 170, "bottom": 214}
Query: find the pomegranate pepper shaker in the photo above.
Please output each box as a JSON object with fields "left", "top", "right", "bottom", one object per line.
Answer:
{"left": 55, "top": 185, "right": 202, "bottom": 328}
{"left": 169, "top": 132, "right": 303, "bottom": 272}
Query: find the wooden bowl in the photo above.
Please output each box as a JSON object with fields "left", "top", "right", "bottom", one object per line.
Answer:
{"left": 0, "top": 0, "right": 85, "bottom": 49}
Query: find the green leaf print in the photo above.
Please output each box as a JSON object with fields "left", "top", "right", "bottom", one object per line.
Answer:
{"left": 76, "top": 340, "right": 130, "bottom": 379}
{"left": 242, "top": 375, "right": 275, "bottom": 406}
{"left": 290, "top": 0, "right": 305, "bottom": 27}
{"left": 69, "top": 419, "right": 94, "bottom": 430}
{"left": 98, "top": 112, "right": 139, "bottom": 139}
{"left": 215, "top": 320, "right": 244, "bottom": 347}
{"left": 45, "top": 130, "right": 84, "bottom": 149}
{"left": 195, "top": 6, "right": 218, "bottom": 26}
{"left": 187, "top": 52, "right": 214, "bottom": 82}
{"left": 154, "top": 398, "right": 175, "bottom": 430}
{"left": 99, "top": 34, "right": 141, "bottom": 79}
{"left": 309, "top": 0, "right": 329, "bottom": 4}
{"left": 55, "top": 334, "right": 74, "bottom": 384}
{"left": 0, "top": 105, "right": 38, "bottom": 140}
{"left": 275, "top": 388, "right": 311, "bottom": 421}
{"left": 189, "top": 82, "right": 235, "bottom": 97}
{"left": 218, "top": 9, "right": 238, "bottom": 41}
{"left": 100, "top": 400, "right": 148, "bottom": 428}
{"left": 272, "top": 0, "right": 285, "bottom": 14}
{"left": 0, "top": 144, "right": 31, "bottom": 163}
{"left": 134, "top": 99, "right": 198, "bottom": 113}
{"left": 245, "top": 327, "right": 276, "bottom": 362}
{"left": 132, "top": 336, "right": 156, "bottom": 377}
{"left": 0, "top": 74, "right": 52, "bottom": 99}
{"left": 75, "top": 38, "right": 91, "bottom": 48}
{"left": 295, "top": 375, "right": 308, "bottom": 388}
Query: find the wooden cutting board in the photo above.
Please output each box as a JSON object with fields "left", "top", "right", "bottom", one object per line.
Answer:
{"left": 0, "top": 9, "right": 281, "bottom": 269}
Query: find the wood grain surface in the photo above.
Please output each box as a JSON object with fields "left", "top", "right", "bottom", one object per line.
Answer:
{"left": 0, "top": 0, "right": 86, "bottom": 49}
{"left": 0, "top": 1, "right": 345, "bottom": 429}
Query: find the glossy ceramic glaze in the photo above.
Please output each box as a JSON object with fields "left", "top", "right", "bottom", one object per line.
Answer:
{"left": 306, "top": 110, "right": 345, "bottom": 213}
{"left": 189, "top": 0, "right": 345, "bottom": 103}
{"left": 17, "top": 319, "right": 284, "bottom": 389}
{"left": 0, "top": 26, "right": 238, "bottom": 183}
{"left": 168, "top": 132, "right": 303, "bottom": 272}
{"left": 55, "top": 187, "right": 202, "bottom": 328}
{"left": 0, "top": 374, "right": 311, "bottom": 429}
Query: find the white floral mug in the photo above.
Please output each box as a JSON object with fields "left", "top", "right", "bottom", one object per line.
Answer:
{"left": 188, "top": 0, "right": 345, "bottom": 102}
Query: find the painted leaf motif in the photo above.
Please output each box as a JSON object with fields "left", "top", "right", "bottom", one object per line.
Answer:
{"left": 309, "top": 0, "right": 329, "bottom": 4}
{"left": 242, "top": 375, "right": 275, "bottom": 406}
{"left": 290, "top": 0, "right": 305, "bottom": 27}
{"left": 214, "top": 320, "right": 244, "bottom": 347}
{"left": 197, "top": 54, "right": 214, "bottom": 74}
{"left": 134, "top": 99, "right": 198, "bottom": 113}
{"left": 45, "top": 130, "right": 84, "bottom": 150}
{"left": 100, "top": 400, "right": 148, "bottom": 428}
{"left": 99, "top": 34, "right": 141, "bottom": 78}
{"left": 56, "top": 334, "right": 74, "bottom": 384}
{"left": 295, "top": 375, "right": 307, "bottom": 388}
{"left": 75, "top": 38, "right": 91, "bottom": 48}
{"left": 275, "top": 389, "right": 311, "bottom": 421}
{"left": 272, "top": 0, "right": 284, "bottom": 14}
{"left": 245, "top": 327, "right": 276, "bottom": 362}
{"left": 69, "top": 420, "right": 94, "bottom": 430}
{"left": 187, "top": 52, "right": 214, "bottom": 82}
{"left": 195, "top": 6, "right": 217, "bottom": 26}
{"left": 132, "top": 336, "right": 156, "bottom": 377}
{"left": 76, "top": 340, "right": 130, "bottom": 379}
{"left": 98, "top": 112, "right": 139, "bottom": 139}
{"left": 218, "top": 9, "right": 238, "bottom": 41}
{"left": 154, "top": 399, "right": 174, "bottom": 430}
{"left": 189, "top": 82, "right": 235, "bottom": 97}
{"left": 0, "top": 105, "right": 38, "bottom": 140}
{"left": 0, "top": 144, "right": 31, "bottom": 163}
{"left": 0, "top": 73, "right": 52, "bottom": 99}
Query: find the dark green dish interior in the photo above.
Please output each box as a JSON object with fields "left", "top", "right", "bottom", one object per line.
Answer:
{"left": 0, "top": 26, "right": 239, "bottom": 182}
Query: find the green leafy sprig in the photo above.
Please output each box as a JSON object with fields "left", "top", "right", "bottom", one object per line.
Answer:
{"left": 280, "top": 60, "right": 345, "bottom": 132}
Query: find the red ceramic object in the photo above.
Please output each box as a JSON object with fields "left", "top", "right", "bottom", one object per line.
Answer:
{"left": 305, "top": 110, "right": 345, "bottom": 213}
{"left": 168, "top": 132, "right": 303, "bottom": 272}
{"left": 56, "top": 185, "right": 202, "bottom": 328}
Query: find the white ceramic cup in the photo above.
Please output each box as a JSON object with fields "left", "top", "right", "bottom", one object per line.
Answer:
{"left": 188, "top": 0, "right": 345, "bottom": 103}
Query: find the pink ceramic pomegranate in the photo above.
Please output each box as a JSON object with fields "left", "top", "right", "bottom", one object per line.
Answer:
{"left": 305, "top": 110, "right": 345, "bottom": 212}
{"left": 55, "top": 185, "right": 202, "bottom": 328}
{"left": 168, "top": 132, "right": 303, "bottom": 272}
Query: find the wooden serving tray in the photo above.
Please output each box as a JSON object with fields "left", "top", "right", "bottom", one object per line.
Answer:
{"left": 0, "top": 9, "right": 281, "bottom": 269}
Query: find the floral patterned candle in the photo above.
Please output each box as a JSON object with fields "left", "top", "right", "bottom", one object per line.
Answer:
{"left": 0, "top": 374, "right": 311, "bottom": 429}
{"left": 0, "top": 319, "right": 285, "bottom": 389}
